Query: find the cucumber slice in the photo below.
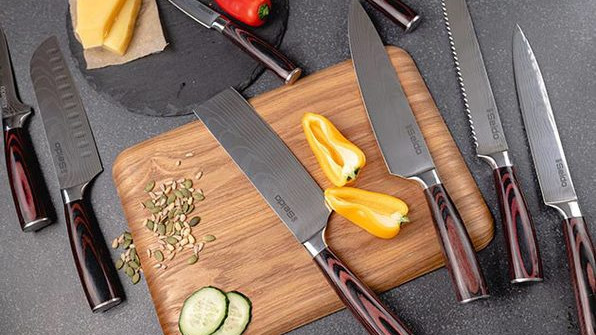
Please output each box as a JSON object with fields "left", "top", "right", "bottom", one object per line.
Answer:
{"left": 212, "top": 292, "right": 252, "bottom": 335}
{"left": 179, "top": 287, "right": 229, "bottom": 335}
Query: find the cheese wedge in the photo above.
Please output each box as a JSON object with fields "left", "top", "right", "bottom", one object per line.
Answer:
{"left": 75, "top": 0, "right": 127, "bottom": 49}
{"left": 103, "top": 0, "right": 142, "bottom": 56}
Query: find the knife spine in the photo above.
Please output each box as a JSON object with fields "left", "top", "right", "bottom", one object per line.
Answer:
{"left": 441, "top": 1, "right": 478, "bottom": 148}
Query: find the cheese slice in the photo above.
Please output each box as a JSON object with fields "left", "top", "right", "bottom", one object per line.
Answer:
{"left": 103, "top": 0, "right": 142, "bottom": 56}
{"left": 75, "top": 0, "right": 127, "bottom": 49}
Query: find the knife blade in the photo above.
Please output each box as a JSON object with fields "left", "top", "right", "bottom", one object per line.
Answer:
{"left": 0, "top": 28, "right": 53, "bottom": 232}
{"left": 167, "top": 0, "right": 301, "bottom": 84}
{"left": 195, "top": 88, "right": 413, "bottom": 335}
{"left": 349, "top": 0, "right": 487, "bottom": 303}
{"left": 30, "top": 36, "right": 123, "bottom": 312}
{"left": 513, "top": 26, "right": 595, "bottom": 335}
{"left": 442, "top": 0, "right": 543, "bottom": 283}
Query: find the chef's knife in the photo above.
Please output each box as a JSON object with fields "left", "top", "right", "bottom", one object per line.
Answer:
{"left": 442, "top": 0, "right": 543, "bottom": 283}
{"left": 364, "top": 0, "right": 421, "bottom": 33}
{"left": 167, "top": 0, "right": 301, "bottom": 85}
{"left": 30, "top": 37, "right": 123, "bottom": 312}
{"left": 349, "top": 0, "right": 488, "bottom": 303}
{"left": 513, "top": 26, "right": 595, "bottom": 335}
{"left": 0, "top": 28, "right": 53, "bottom": 232}
{"left": 195, "top": 88, "right": 413, "bottom": 335}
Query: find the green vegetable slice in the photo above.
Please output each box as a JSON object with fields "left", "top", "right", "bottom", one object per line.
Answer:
{"left": 179, "top": 287, "right": 228, "bottom": 335}
{"left": 212, "top": 291, "right": 252, "bottom": 335}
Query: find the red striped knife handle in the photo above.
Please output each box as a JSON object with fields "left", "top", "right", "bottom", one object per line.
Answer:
{"left": 314, "top": 247, "right": 413, "bottom": 335}
{"left": 494, "top": 166, "right": 543, "bottom": 282}
{"left": 424, "top": 184, "right": 489, "bottom": 303}
{"left": 4, "top": 126, "right": 52, "bottom": 231}
{"left": 562, "top": 216, "right": 596, "bottom": 335}
{"left": 364, "top": 0, "right": 420, "bottom": 32}
{"left": 65, "top": 199, "right": 123, "bottom": 312}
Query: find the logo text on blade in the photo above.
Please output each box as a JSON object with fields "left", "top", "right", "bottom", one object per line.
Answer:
{"left": 54, "top": 142, "right": 68, "bottom": 175}
{"left": 487, "top": 108, "right": 501, "bottom": 140}
{"left": 555, "top": 159, "right": 568, "bottom": 188}
{"left": 406, "top": 124, "right": 423, "bottom": 155}
{"left": 274, "top": 195, "right": 298, "bottom": 223}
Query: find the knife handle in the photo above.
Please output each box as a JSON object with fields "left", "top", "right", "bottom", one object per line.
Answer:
{"left": 493, "top": 166, "right": 543, "bottom": 283}
{"left": 562, "top": 216, "right": 596, "bottom": 335}
{"left": 215, "top": 16, "right": 302, "bottom": 85}
{"left": 424, "top": 183, "right": 489, "bottom": 303}
{"left": 64, "top": 198, "right": 123, "bottom": 312}
{"left": 314, "top": 246, "right": 413, "bottom": 335}
{"left": 4, "top": 126, "right": 53, "bottom": 232}
{"left": 364, "top": 0, "right": 421, "bottom": 32}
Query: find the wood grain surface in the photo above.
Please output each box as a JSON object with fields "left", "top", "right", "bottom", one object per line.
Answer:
{"left": 112, "top": 47, "right": 494, "bottom": 335}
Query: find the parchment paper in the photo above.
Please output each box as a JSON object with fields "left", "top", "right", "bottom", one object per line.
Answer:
{"left": 69, "top": 0, "right": 167, "bottom": 69}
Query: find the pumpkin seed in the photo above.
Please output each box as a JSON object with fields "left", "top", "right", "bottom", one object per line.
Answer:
{"left": 193, "top": 193, "right": 205, "bottom": 201}
{"left": 122, "top": 239, "right": 132, "bottom": 249}
{"left": 130, "top": 248, "right": 137, "bottom": 259}
{"left": 189, "top": 217, "right": 201, "bottom": 227}
{"left": 129, "top": 261, "right": 140, "bottom": 270}
{"left": 111, "top": 238, "right": 119, "bottom": 249}
{"left": 183, "top": 179, "right": 193, "bottom": 189}
{"left": 125, "top": 266, "right": 134, "bottom": 277}
{"left": 166, "top": 236, "right": 178, "bottom": 245}
{"left": 157, "top": 224, "right": 166, "bottom": 235}
{"left": 187, "top": 255, "right": 198, "bottom": 265}
{"left": 186, "top": 205, "right": 194, "bottom": 214}
{"left": 174, "top": 190, "right": 184, "bottom": 198}
{"left": 167, "top": 194, "right": 176, "bottom": 205}
{"left": 154, "top": 250, "right": 164, "bottom": 262}
{"left": 115, "top": 259, "right": 124, "bottom": 270}
{"left": 144, "top": 180, "right": 155, "bottom": 192}
{"left": 144, "top": 200, "right": 155, "bottom": 209}
{"left": 131, "top": 272, "right": 141, "bottom": 284}
{"left": 203, "top": 234, "right": 216, "bottom": 242}
{"left": 146, "top": 220, "right": 155, "bottom": 230}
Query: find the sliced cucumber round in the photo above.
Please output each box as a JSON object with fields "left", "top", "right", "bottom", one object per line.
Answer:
{"left": 212, "top": 292, "right": 252, "bottom": 335}
{"left": 179, "top": 287, "right": 229, "bottom": 335}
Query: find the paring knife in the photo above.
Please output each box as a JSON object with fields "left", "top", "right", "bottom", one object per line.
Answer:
{"left": 0, "top": 28, "right": 53, "bottom": 232}
{"left": 442, "top": 0, "right": 543, "bottom": 283}
{"left": 513, "top": 26, "right": 595, "bottom": 335}
{"left": 348, "top": 0, "right": 488, "bottom": 303}
{"left": 364, "top": 0, "right": 421, "bottom": 33}
{"left": 195, "top": 88, "right": 413, "bottom": 335}
{"left": 30, "top": 37, "right": 123, "bottom": 312}
{"left": 167, "top": 0, "right": 301, "bottom": 85}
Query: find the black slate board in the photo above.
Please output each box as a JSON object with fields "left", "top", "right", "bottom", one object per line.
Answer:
{"left": 66, "top": 0, "right": 289, "bottom": 116}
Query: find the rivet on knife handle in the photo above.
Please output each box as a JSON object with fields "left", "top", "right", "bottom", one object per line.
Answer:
{"left": 213, "top": 16, "right": 302, "bottom": 85}
{"left": 314, "top": 245, "right": 413, "bottom": 335}
{"left": 493, "top": 166, "right": 543, "bottom": 282}
{"left": 4, "top": 125, "right": 53, "bottom": 231}
{"left": 424, "top": 183, "right": 489, "bottom": 303}
{"left": 365, "top": 0, "right": 421, "bottom": 32}
{"left": 562, "top": 216, "right": 596, "bottom": 335}
{"left": 63, "top": 195, "right": 124, "bottom": 312}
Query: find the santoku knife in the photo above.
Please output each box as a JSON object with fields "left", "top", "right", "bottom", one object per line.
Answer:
{"left": 195, "top": 88, "right": 413, "bottom": 335}
{"left": 0, "top": 28, "right": 53, "bottom": 232}
{"left": 513, "top": 26, "right": 595, "bottom": 335}
{"left": 442, "top": 0, "right": 543, "bottom": 283}
{"left": 348, "top": 0, "right": 488, "bottom": 303}
{"left": 30, "top": 37, "right": 123, "bottom": 312}
{"left": 167, "top": 0, "right": 301, "bottom": 84}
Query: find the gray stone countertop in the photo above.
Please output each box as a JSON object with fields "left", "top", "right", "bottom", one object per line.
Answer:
{"left": 0, "top": 0, "right": 594, "bottom": 334}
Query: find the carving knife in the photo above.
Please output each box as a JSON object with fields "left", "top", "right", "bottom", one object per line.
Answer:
{"left": 195, "top": 88, "right": 413, "bottom": 335}
{"left": 0, "top": 28, "right": 53, "bottom": 232}
{"left": 30, "top": 37, "right": 123, "bottom": 312}
{"left": 442, "top": 0, "right": 543, "bottom": 283}
{"left": 167, "top": 0, "right": 302, "bottom": 84}
{"left": 348, "top": 0, "right": 488, "bottom": 303}
{"left": 513, "top": 26, "right": 595, "bottom": 335}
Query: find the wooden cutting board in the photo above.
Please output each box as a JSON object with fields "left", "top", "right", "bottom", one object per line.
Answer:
{"left": 113, "top": 47, "right": 494, "bottom": 335}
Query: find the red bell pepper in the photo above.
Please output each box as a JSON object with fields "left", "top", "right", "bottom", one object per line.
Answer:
{"left": 215, "top": 0, "right": 272, "bottom": 27}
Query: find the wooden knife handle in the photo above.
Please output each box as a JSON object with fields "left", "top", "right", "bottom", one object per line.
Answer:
{"left": 424, "top": 184, "right": 489, "bottom": 303}
{"left": 562, "top": 216, "right": 596, "bottom": 335}
{"left": 4, "top": 126, "right": 53, "bottom": 231}
{"left": 364, "top": 0, "right": 420, "bottom": 32}
{"left": 217, "top": 16, "right": 302, "bottom": 85}
{"left": 493, "top": 166, "right": 543, "bottom": 283}
{"left": 314, "top": 246, "right": 413, "bottom": 335}
{"left": 64, "top": 199, "right": 123, "bottom": 312}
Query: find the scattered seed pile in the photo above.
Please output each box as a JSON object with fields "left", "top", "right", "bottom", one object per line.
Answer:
{"left": 112, "top": 232, "right": 141, "bottom": 284}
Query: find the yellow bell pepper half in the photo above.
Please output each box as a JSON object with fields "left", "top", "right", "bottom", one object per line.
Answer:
{"left": 325, "top": 187, "right": 409, "bottom": 239}
{"left": 302, "top": 113, "right": 366, "bottom": 187}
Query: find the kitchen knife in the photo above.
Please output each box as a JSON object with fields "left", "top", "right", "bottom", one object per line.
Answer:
{"left": 364, "top": 0, "right": 421, "bottom": 33}
{"left": 195, "top": 88, "right": 413, "bottom": 335}
{"left": 0, "top": 28, "right": 53, "bottom": 232}
{"left": 348, "top": 0, "right": 488, "bottom": 303}
{"left": 442, "top": 0, "right": 543, "bottom": 283}
{"left": 167, "top": 0, "right": 301, "bottom": 85}
{"left": 513, "top": 26, "right": 595, "bottom": 335}
{"left": 30, "top": 37, "right": 123, "bottom": 312}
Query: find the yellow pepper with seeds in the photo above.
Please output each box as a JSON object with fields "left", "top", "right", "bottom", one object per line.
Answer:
{"left": 325, "top": 187, "right": 409, "bottom": 239}
{"left": 302, "top": 113, "right": 366, "bottom": 187}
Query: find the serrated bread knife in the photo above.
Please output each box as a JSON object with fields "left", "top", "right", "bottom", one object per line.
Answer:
{"left": 0, "top": 27, "right": 53, "bottom": 232}
{"left": 442, "top": 0, "right": 543, "bottom": 283}
{"left": 195, "top": 88, "right": 413, "bottom": 335}
{"left": 513, "top": 26, "right": 595, "bottom": 335}
{"left": 30, "top": 37, "right": 123, "bottom": 312}
{"left": 348, "top": 0, "right": 488, "bottom": 303}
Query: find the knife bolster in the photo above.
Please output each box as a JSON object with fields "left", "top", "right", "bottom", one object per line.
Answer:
{"left": 479, "top": 150, "right": 513, "bottom": 170}
{"left": 303, "top": 229, "right": 327, "bottom": 256}
{"left": 3, "top": 110, "right": 31, "bottom": 130}
{"left": 549, "top": 200, "right": 582, "bottom": 219}
{"left": 410, "top": 168, "right": 441, "bottom": 189}
{"left": 61, "top": 182, "right": 91, "bottom": 204}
